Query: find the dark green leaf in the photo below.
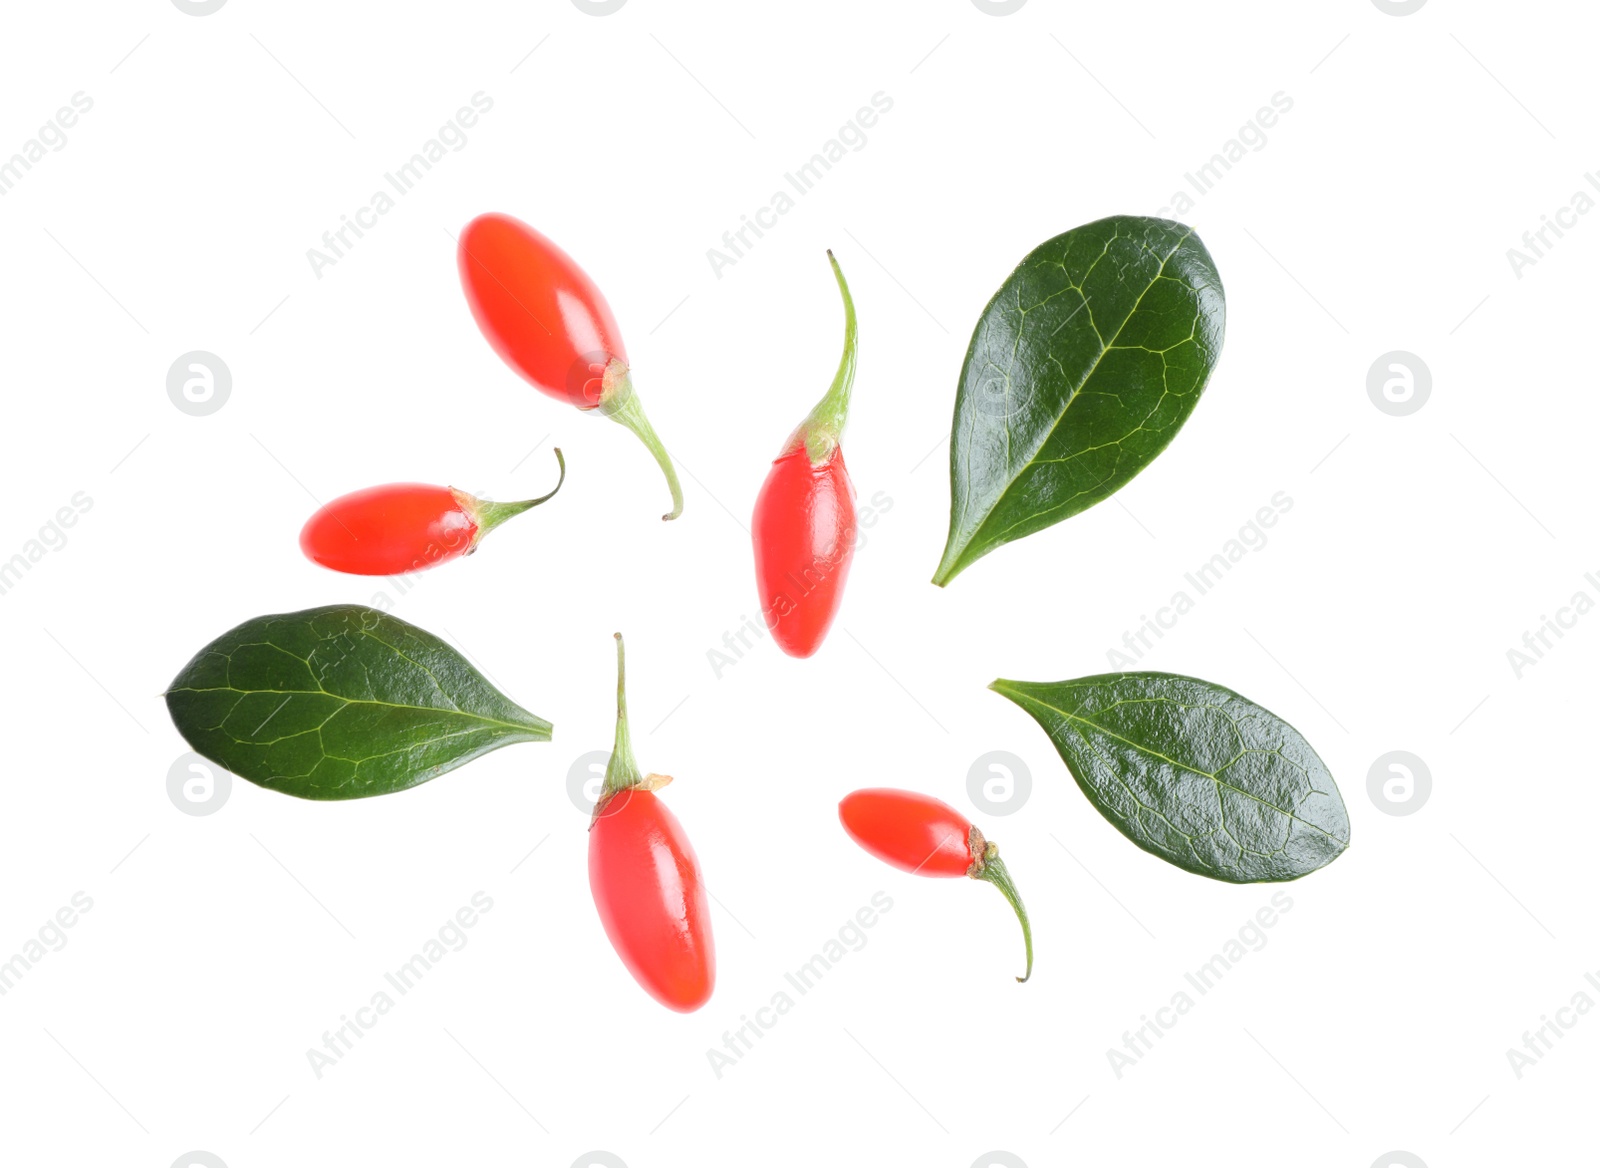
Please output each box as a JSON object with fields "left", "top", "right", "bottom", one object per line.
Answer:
{"left": 165, "top": 604, "right": 551, "bottom": 800}
{"left": 991, "top": 672, "right": 1347, "bottom": 882}
{"left": 933, "top": 216, "right": 1225, "bottom": 585}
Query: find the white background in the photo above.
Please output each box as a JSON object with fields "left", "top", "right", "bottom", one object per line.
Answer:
{"left": 0, "top": 1, "right": 1593, "bottom": 1165}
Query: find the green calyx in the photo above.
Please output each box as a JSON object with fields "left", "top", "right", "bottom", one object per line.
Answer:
{"left": 593, "top": 632, "right": 672, "bottom": 826}
{"left": 968, "top": 824, "right": 1033, "bottom": 983}
{"left": 596, "top": 359, "right": 685, "bottom": 521}
{"left": 453, "top": 447, "right": 566, "bottom": 550}
{"left": 789, "top": 250, "right": 858, "bottom": 466}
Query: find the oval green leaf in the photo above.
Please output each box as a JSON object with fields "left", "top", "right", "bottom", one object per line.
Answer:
{"left": 165, "top": 604, "right": 551, "bottom": 800}
{"left": 991, "top": 672, "right": 1347, "bottom": 882}
{"left": 934, "top": 216, "right": 1225, "bottom": 585}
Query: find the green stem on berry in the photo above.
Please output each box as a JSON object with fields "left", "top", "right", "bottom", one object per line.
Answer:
{"left": 597, "top": 360, "right": 684, "bottom": 521}
{"left": 968, "top": 825, "right": 1034, "bottom": 983}
{"left": 792, "top": 250, "right": 858, "bottom": 466}
{"left": 454, "top": 448, "right": 566, "bottom": 546}
{"left": 592, "top": 633, "right": 674, "bottom": 828}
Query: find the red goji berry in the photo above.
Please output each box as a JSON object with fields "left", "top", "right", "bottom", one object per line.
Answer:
{"left": 839, "top": 787, "right": 1033, "bottom": 982}
{"left": 751, "top": 252, "right": 859, "bottom": 657}
{"left": 299, "top": 450, "right": 565, "bottom": 576}
{"left": 589, "top": 634, "right": 715, "bottom": 1011}
{"left": 458, "top": 213, "right": 684, "bottom": 520}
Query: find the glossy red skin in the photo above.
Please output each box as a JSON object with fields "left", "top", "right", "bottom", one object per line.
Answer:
{"left": 300, "top": 484, "right": 475, "bottom": 576}
{"left": 457, "top": 212, "right": 625, "bottom": 409}
{"left": 839, "top": 788, "right": 972, "bottom": 878}
{"left": 588, "top": 788, "right": 715, "bottom": 1012}
{"left": 751, "top": 446, "right": 857, "bottom": 657}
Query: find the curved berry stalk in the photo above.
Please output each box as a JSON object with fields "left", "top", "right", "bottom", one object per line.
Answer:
{"left": 299, "top": 449, "right": 565, "bottom": 576}
{"left": 457, "top": 212, "right": 684, "bottom": 520}
{"left": 751, "top": 251, "right": 859, "bottom": 657}
{"left": 839, "top": 787, "right": 1032, "bottom": 982}
{"left": 588, "top": 634, "right": 715, "bottom": 1012}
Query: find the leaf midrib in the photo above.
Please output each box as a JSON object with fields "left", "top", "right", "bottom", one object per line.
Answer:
{"left": 992, "top": 682, "right": 1346, "bottom": 843}
{"left": 962, "top": 226, "right": 1194, "bottom": 553}
{"left": 1068, "top": 721, "right": 1296, "bottom": 866}
{"left": 167, "top": 684, "right": 547, "bottom": 737}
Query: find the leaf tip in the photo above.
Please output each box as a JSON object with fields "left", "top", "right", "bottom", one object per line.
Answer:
{"left": 931, "top": 537, "right": 973, "bottom": 588}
